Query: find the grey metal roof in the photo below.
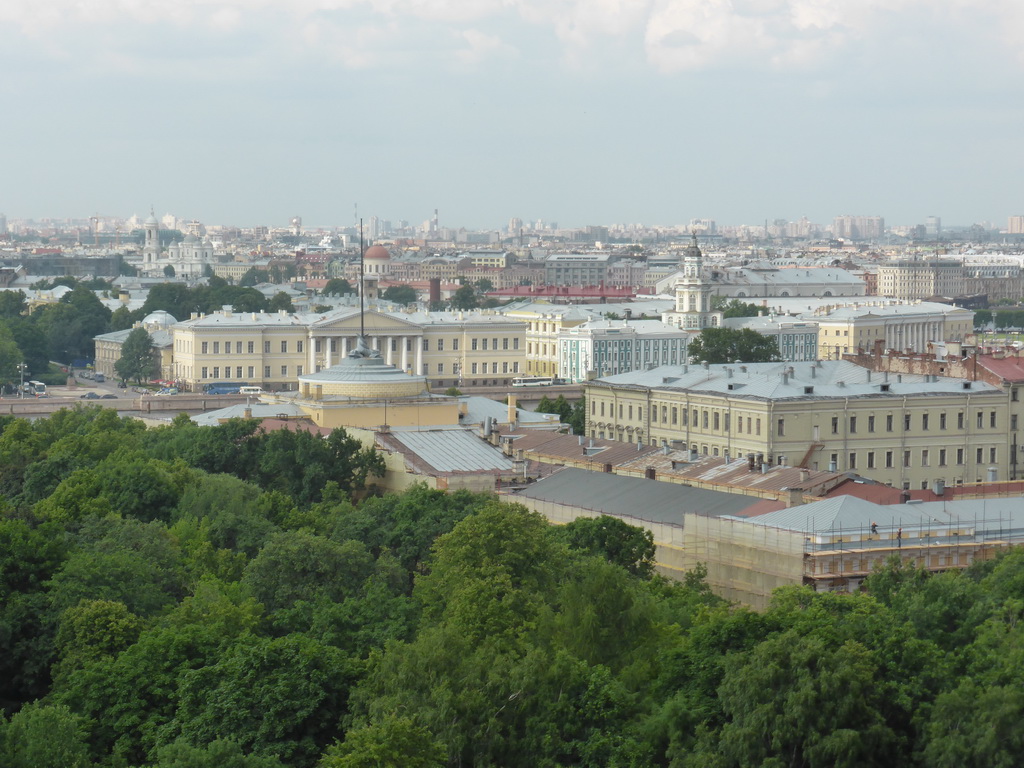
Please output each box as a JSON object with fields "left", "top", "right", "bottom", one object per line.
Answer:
{"left": 191, "top": 402, "right": 306, "bottom": 426}
{"left": 513, "top": 467, "right": 762, "bottom": 525}
{"left": 458, "top": 396, "right": 560, "bottom": 426}
{"left": 590, "top": 359, "right": 1001, "bottom": 401}
{"left": 387, "top": 428, "right": 514, "bottom": 473}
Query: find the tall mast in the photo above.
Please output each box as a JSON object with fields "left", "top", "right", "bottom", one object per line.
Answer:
{"left": 359, "top": 218, "right": 365, "bottom": 340}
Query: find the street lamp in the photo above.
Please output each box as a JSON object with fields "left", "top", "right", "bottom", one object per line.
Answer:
{"left": 17, "top": 362, "right": 27, "bottom": 398}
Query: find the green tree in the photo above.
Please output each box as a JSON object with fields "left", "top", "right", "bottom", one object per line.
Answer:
{"left": 0, "top": 324, "right": 23, "bottom": 390}
{"left": 319, "top": 716, "right": 445, "bottom": 768}
{"left": 711, "top": 297, "right": 762, "bottom": 319}
{"left": 154, "top": 738, "right": 286, "bottom": 768}
{"left": 559, "top": 515, "right": 655, "bottom": 578}
{"left": 475, "top": 277, "right": 494, "bottom": 293}
{"left": 323, "top": 278, "right": 354, "bottom": 296}
{"left": 115, "top": 327, "right": 158, "bottom": 384}
{"left": 1, "top": 701, "right": 92, "bottom": 768}
{"left": 687, "top": 327, "right": 781, "bottom": 364}
{"left": 382, "top": 285, "right": 418, "bottom": 305}
{"left": 0, "top": 289, "right": 27, "bottom": 317}
{"left": 164, "top": 264, "right": 176, "bottom": 277}
{"left": 450, "top": 283, "right": 479, "bottom": 311}
{"left": 109, "top": 305, "right": 134, "bottom": 331}
{"left": 269, "top": 292, "right": 294, "bottom": 312}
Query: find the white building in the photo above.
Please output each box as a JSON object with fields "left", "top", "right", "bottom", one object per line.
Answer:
{"left": 140, "top": 211, "right": 214, "bottom": 278}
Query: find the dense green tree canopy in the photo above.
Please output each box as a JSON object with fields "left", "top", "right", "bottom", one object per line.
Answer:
{"left": 687, "top": 326, "right": 782, "bottom": 364}
{"left": 115, "top": 326, "right": 158, "bottom": 384}
{"left": 382, "top": 285, "right": 418, "bottom": 305}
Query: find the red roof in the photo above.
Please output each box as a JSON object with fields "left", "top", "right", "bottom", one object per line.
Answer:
{"left": 978, "top": 354, "right": 1024, "bottom": 384}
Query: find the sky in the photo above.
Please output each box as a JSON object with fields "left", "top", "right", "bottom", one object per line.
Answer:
{"left": 2, "top": 0, "right": 1023, "bottom": 231}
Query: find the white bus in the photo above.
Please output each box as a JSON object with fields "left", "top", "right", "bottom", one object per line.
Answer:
{"left": 511, "top": 376, "right": 560, "bottom": 387}
{"left": 239, "top": 386, "right": 264, "bottom": 395}
{"left": 27, "top": 381, "right": 47, "bottom": 396}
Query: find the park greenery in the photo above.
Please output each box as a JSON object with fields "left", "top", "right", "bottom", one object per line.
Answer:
{"left": 687, "top": 327, "right": 782, "bottom": 365}
{"left": 4, "top": 406, "right": 1024, "bottom": 765}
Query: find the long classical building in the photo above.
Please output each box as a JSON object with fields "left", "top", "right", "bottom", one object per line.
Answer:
{"left": 584, "top": 360, "right": 1015, "bottom": 490}
{"left": 169, "top": 307, "right": 526, "bottom": 392}
{"left": 876, "top": 259, "right": 967, "bottom": 300}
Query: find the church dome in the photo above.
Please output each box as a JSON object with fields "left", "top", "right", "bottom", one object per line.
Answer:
{"left": 364, "top": 245, "right": 390, "bottom": 261}
{"left": 145, "top": 213, "right": 159, "bottom": 226}
{"left": 298, "top": 351, "right": 426, "bottom": 399}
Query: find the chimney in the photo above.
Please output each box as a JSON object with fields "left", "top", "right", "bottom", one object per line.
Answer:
{"left": 786, "top": 488, "right": 805, "bottom": 508}
{"left": 243, "top": 407, "right": 252, "bottom": 419}
{"left": 507, "top": 394, "right": 518, "bottom": 424}
{"left": 799, "top": 468, "right": 810, "bottom": 483}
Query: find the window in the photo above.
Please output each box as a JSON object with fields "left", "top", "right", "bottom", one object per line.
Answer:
{"left": 940, "top": 412, "right": 947, "bottom": 430}
{"left": 903, "top": 450, "right": 911, "bottom": 467}
{"left": 482, "top": 338, "right": 488, "bottom": 350}
{"left": 213, "top": 342, "right": 220, "bottom": 354}
{"left": 281, "top": 341, "right": 288, "bottom": 353}
{"left": 867, "top": 451, "right": 875, "bottom": 469}
{"left": 492, "top": 362, "right": 498, "bottom": 374}
{"left": 756, "top": 419, "right": 761, "bottom": 436}
{"left": 714, "top": 412, "right": 720, "bottom": 430}
{"left": 471, "top": 362, "right": 478, "bottom": 375}
{"left": 423, "top": 339, "right": 429, "bottom": 351}
{"left": 958, "top": 412, "right": 965, "bottom": 429}
{"left": 502, "top": 361, "right": 509, "bottom": 373}
{"left": 977, "top": 412, "right": 984, "bottom": 429}
{"left": 922, "top": 414, "right": 929, "bottom": 431}
{"left": 849, "top": 416, "right": 856, "bottom": 433}
{"left": 264, "top": 366, "right": 271, "bottom": 378}
{"left": 472, "top": 338, "right": 478, "bottom": 351}
{"left": 492, "top": 338, "right": 498, "bottom": 350}
{"left": 438, "top": 339, "right": 444, "bottom": 352}
{"left": 201, "top": 342, "right": 209, "bottom": 354}
{"left": 247, "top": 366, "right": 254, "bottom": 378}
{"left": 868, "top": 415, "right": 875, "bottom": 432}
{"left": 777, "top": 418, "right": 785, "bottom": 436}
{"left": 235, "top": 367, "right": 242, "bottom": 378}
{"left": 297, "top": 340, "right": 303, "bottom": 353}
{"left": 437, "top": 363, "right": 444, "bottom": 374}
{"left": 618, "top": 404, "right": 623, "bottom": 419}
{"left": 297, "top": 365, "right": 303, "bottom": 375}
{"left": 264, "top": 341, "right": 271, "bottom": 354}
{"left": 737, "top": 416, "right": 743, "bottom": 433}
{"left": 886, "top": 414, "right": 894, "bottom": 431}
{"left": 976, "top": 447, "right": 983, "bottom": 463}
{"left": 212, "top": 367, "right": 220, "bottom": 378}
{"left": 831, "top": 416, "right": 839, "bottom": 434}
{"left": 990, "top": 447, "right": 997, "bottom": 463}
{"left": 201, "top": 366, "right": 208, "bottom": 378}
{"left": 885, "top": 450, "right": 894, "bottom": 468}
{"left": 991, "top": 411, "right": 997, "bottom": 428}
{"left": 503, "top": 338, "right": 509, "bottom": 350}
{"left": 513, "top": 338, "right": 520, "bottom": 350}
{"left": 939, "top": 449, "right": 947, "bottom": 466}
{"left": 453, "top": 338, "right": 459, "bottom": 351}
{"left": 703, "top": 411, "right": 709, "bottom": 429}
{"left": 513, "top": 362, "right": 520, "bottom": 373}
{"left": 904, "top": 414, "right": 911, "bottom": 430}
{"left": 600, "top": 402, "right": 605, "bottom": 417}
{"left": 224, "top": 342, "right": 231, "bottom": 355}
{"left": 849, "top": 452, "right": 857, "bottom": 469}
{"left": 957, "top": 448, "right": 964, "bottom": 465}
{"left": 281, "top": 365, "right": 287, "bottom": 376}
{"left": 628, "top": 405, "right": 633, "bottom": 420}
{"left": 724, "top": 414, "right": 730, "bottom": 432}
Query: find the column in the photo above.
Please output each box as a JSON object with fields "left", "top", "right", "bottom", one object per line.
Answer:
{"left": 325, "top": 338, "right": 333, "bottom": 368}
{"left": 341, "top": 336, "right": 349, "bottom": 358}
{"left": 372, "top": 336, "right": 380, "bottom": 355}
{"left": 416, "top": 338, "right": 424, "bottom": 375}
{"left": 401, "top": 336, "right": 409, "bottom": 371}
{"left": 385, "top": 336, "right": 394, "bottom": 365}
{"left": 308, "top": 334, "right": 316, "bottom": 372}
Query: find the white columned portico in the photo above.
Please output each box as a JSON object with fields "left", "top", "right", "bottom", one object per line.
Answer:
{"left": 325, "top": 340, "right": 333, "bottom": 368}
{"left": 416, "top": 340, "right": 423, "bottom": 375}
{"left": 385, "top": 336, "right": 394, "bottom": 365}
{"left": 401, "top": 336, "right": 409, "bottom": 371}
{"left": 341, "top": 336, "right": 349, "bottom": 358}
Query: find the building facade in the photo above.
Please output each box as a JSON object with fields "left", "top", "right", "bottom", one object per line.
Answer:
{"left": 584, "top": 360, "right": 1013, "bottom": 490}
{"left": 557, "top": 319, "right": 690, "bottom": 383}
{"left": 877, "top": 259, "right": 967, "bottom": 300}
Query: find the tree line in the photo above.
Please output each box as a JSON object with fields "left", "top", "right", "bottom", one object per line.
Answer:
{"left": 4, "top": 406, "right": 1024, "bottom": 765}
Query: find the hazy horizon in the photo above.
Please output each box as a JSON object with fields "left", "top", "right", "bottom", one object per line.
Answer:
{"left": 3, "top": 1, "right": 1022, "bottom": 231}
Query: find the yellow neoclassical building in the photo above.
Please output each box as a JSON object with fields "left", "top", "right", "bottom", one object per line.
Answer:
{"left": 813, "top": 301, "right": 974, "bottom": 360}
{"left": 585, "top": 360, "right": 1016, "bottom": 490}
{"left": 169, "top": 306, "right": 526, "bottom": 392}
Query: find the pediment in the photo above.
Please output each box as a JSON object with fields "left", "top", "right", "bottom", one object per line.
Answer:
{"left": 309, "top": 309, "right": 423, "bottom": 333}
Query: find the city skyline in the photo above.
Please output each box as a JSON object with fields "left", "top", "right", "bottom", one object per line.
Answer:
{"left": 3, "top": 1, "right": 1022, "bottom": 229}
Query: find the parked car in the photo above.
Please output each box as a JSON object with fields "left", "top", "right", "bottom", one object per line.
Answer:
{"left": 100, "top": 394, "right": 117, "bottom": 399}
{"left": 80, "top": 392, "right": 101, "bottom": 399}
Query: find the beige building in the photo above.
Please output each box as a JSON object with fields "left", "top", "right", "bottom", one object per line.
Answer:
{"left": 169, "top": 306, "right": 526, "bottom": 392}
{"left": 584, "top": 360, "right": 1013, "bottom": 490}
{"left": 499, "top": 304, "right": 597, "bottom": 377}
{"left": 877, "top": 259, "right": 966, "bottom": 300}
{"left": 813, "top": 301, "right": 974, "bottom": 360}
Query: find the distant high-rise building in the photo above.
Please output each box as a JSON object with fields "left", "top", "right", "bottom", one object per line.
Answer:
{"left": 1008, "top": 216, "right": 1024, "bottom": 234}
{"left": 925, "top": 216, "right": 942, "bottom": 237}
{"left": 689, "top": 218, "right": 716, "bottom": 234}
{"left": 832, "top": 215, "right": 885, "bottom": 240}
{"left": 508, "top": 217, "right": 523, "bottom": 234}
{"left": 0, "top": 213, "right": 6, "bottom": 235}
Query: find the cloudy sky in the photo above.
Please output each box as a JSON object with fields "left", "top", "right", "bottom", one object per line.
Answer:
{"left": 2, "top": 0, "right": 1022, "bottom": 231}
